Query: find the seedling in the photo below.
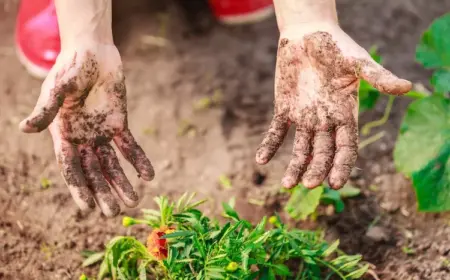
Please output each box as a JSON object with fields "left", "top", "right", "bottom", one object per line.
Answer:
{"left": 285, "top": 184, "right": 361, "bottom": 221}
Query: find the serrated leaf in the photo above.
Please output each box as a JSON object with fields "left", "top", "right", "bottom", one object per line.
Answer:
{"left": 412, "top": 144, "right": 450, "bottom": 211}
{"left": 394, "top": 95, "right": 450, "bottom": 211}
{"left": 285, "top": 185, "right": 324, "bottom": 221}
{"left": 431, "top": 69, "right": 450, "bottom": 93}
{"left": 416, "top": 14, "right": 450, "bottom": 92}
{"left": 394, "top": 95, "right": 450, "bottom": 176}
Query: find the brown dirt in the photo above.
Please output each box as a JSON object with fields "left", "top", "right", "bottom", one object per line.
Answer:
{"left": 1, "top": 0, "right": 450, "bottom": 279}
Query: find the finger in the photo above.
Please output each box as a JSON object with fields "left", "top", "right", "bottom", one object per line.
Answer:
{"left": 358, "top": 59, "right": 412, "bottom": 95}
{"left": 54, "top": 139, "right": 96, "bottom": 211}
{"left": 95, "top": 144, "right": 139, "bottom": 208}
{"left": 114, "top": 129, "right": 155, "bottom": 181}
{"left": 328, "top": 125, "right": 358, "bottom": 189}
{"left": 78, "top": 145, "right": 120, "bottom": 217}
{"left": 281, "top": 128, "right": 312, "bottom": 188}
{"left": 302, "top": 130, "right": 335, "bottom": 188}
{"left": 256, "top": 114, "right": 290, "bottom": 165}
{"left": 19, "top": 71, "right": 77, "bottom": 133}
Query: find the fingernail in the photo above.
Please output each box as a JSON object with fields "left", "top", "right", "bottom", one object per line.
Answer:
{"left": 302, "top": 178, "right": 320, "bottom": 189}
{"left": 281, "top": 177, "right": 296, "bottom": 188}
{"left": 19, "top": 119, "right": 39, "bottom": 133}
{"left": 255, "top": 152, "right": 269, "bottom": 165}
{"left": 139, "top": 169, "right": 155, "bottom": 181}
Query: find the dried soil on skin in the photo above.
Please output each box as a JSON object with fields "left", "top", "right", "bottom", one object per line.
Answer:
{"left": 1, "top": 0, "right": 450, "bottom": 279}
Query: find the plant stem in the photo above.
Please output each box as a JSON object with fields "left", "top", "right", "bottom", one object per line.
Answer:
{"left": 361, "top": 95, "right": 395, "bottom": 136}
{"left": 358, "top": 131, "right": 385, "bottom": 151}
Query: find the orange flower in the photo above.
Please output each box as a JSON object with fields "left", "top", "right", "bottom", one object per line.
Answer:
{"left": 146, "top": 226, "right": 175, "bottom": 260}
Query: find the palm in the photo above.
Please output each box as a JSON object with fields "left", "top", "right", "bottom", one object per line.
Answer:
{"left": 256, "top": 30, "right": 412, "bottom": 190}
{"left": 21, "top": 45, "right": 154, "bottom": 217}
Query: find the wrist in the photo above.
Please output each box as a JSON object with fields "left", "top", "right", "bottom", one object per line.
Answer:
{"left": 279, "top": 21, "right": 340, "bottom": 39}
{"left": 274, "top": 0, "right": 338, "bottom": 33}
{"left": 55, "top": 0, "right": 113, "bottom": 49}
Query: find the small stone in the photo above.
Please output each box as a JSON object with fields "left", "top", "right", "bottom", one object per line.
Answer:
{"left": 160, "top": 160, "right": 172, "bottom": 170}
{"left": 350, "top": 167, "right": 362, "bottom": 179}
{"left": 366, "top": 226, "right": 390, "bottom": 242}
{"left": 381, "top": 201, "right": 400, "bottom": 213}
{"left": 370, "top": 163, "right": 381, "bottom": 175}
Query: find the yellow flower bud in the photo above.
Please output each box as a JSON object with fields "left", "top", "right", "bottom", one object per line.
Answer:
{"left": 225, "top": 262, "right": 239, "bottom": 272}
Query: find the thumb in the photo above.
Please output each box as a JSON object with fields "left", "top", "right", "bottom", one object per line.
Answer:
{"left": 358, "top": 59, "right": 412, "bottom": 95}
{"left": 19, "top": 72, "right": 76, "bottom": 133}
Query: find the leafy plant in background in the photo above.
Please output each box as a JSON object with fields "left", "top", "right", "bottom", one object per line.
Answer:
{"left": 393, "top": 13, "right": 450, "bottom": 212}
{"left": 82, "top": 193, "right": 369, "bottom": 280}
{"left": 334, "top": 13, "right": 450, "bottom": 213}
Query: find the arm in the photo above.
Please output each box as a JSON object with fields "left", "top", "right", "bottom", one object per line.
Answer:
{"left": 256, "top": 0, "right": 411, "bottom": 189}
{"left": 273, "top": 0, "right": 338, "bottom": 29}
{"left": 20, "top": 0, "right": 154, "bottom": 217}
{"left": 55, "top": 0, "right": 113, "bottom": 48}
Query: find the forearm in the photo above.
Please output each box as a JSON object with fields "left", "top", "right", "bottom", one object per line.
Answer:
{"left": 273, "top": 0, "right": 338, "bottom": 32}
{"left": 55, "top": 0, "right": 113, "bottom": 49}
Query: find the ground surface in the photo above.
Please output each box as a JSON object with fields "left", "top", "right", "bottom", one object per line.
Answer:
{"left": 1, "top": 0, "right": 450, "bottom": 279}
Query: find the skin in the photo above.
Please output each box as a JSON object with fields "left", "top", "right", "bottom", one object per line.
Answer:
{"left": 20, "top": 0, "right": 411, "bottom": 217}
{"left": 20, "top": 1, "right": 153, "bottom": 217}
{"left": 256, "top": 2, "right": 412, "bottom": 189}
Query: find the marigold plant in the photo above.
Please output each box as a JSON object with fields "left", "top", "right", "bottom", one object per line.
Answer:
{"left": 82, "top": 193, "right": 368, "bottom": 280}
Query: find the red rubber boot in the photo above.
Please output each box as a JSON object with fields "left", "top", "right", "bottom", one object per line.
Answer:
{"left": 208, "top": 0, "right": 274, "bottom": 25}
{"left": 15, "top": 0, "right": 60, "bottom": 79}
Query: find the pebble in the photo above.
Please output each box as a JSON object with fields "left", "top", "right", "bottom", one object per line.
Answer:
{"left": 366, "top": 226, "right": 390, "bottom": 242}
{"left": 350, "top": 167, "right": 362, "bottom": 179}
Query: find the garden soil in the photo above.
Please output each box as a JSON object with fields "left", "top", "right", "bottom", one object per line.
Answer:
{"left": 1, "top": 0, "right": 450, "bottom": 279}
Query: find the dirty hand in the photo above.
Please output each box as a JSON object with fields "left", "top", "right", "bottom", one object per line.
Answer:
{"left": 256, "top": 24, "right": 412, "bottom": 189}
{"left": 20, "top": 44, "right": 154, "bottom": 217}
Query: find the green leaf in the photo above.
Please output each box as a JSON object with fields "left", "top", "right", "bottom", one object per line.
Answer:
{"left": 431, "top": 69, "right": 450, "bottom": 93}
{"left": 271, "top": 264, "right": 290, "bottom": 276}
{"left": 395, "top": 95, "right": 450, "bottom": 211}
{"left": 138, "top": 262, "right": 147, "bottom": 280}
{"left": 321, "top": 240, "right": 339, "bottom": 257}
{"left": 222, "top": 202, "right": 240, "bottom": 221}
{"left": 82, "top": 252, "right": 105, "bottom": 267}
{"left": 359, "top": 81, "right": 380, "bottom": 113}
{"left": 337, "top": 185, "right": 361, "bottom": 198}
{"left": 260, "top": 267, "right": 276, "bottom": 280}
{"left": 405, "top": 90, "right": 430, "bottom": 99}
{"left": 97, "top": 258, "right": 109, "bottom": 280}
{"left": 412, "top": 144, "right": 450, "bottom": 211}
{"left": 320, "top": 188, "right": 345, "bottom": 213}
{"left": 345, "top": 264, "right": 369, "bottom": 279}
{"left": 163, "top": 231, "right": 195, "bottom": 239}
{"left": 394, "top": 95, "right": 450, "bottom": 175}
{"left": 416, "top": 14, "right": 450, "bottom": 92}
{"left": 285, "top": 185, "right": 324, "bottom": 220}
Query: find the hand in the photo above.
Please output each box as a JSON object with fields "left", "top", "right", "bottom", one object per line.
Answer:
{"left": 256, "top": 24, "right": 412, "bottom": 189}
{"left": 20, "top": 43, "right": 154, "bottom": 217}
